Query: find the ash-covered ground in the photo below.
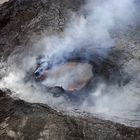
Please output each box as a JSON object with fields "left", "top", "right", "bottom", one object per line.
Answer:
{"left": 0, "top": 0, "right": 140, "bottom": 130}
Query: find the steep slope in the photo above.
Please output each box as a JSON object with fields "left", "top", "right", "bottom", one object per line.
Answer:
{"left": 0, "top": 89, "right": 140, "bottom": 140}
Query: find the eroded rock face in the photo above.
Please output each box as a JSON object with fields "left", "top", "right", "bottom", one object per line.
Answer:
{"left": 0, "top": 0, "right": 84, "bottom": 59}
{"left": 0, "top": 89, "right": 140, "bottom": 140}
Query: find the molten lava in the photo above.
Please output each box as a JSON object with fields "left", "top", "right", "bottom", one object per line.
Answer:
{"left": 68, "top": 86, "right": 77, "bottom": 91}
{"left": 42, "top": 62, "right": 93, "bottom": 91}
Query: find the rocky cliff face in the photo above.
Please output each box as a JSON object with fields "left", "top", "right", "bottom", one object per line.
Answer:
{"left": 0, "top": 0, "right": 140, "bottom": 139}
{"left": 0, "top": 89, "right": 140, "bottom": 140}
{"left": 0, "top": 0, "right": 84, "bottom": 59}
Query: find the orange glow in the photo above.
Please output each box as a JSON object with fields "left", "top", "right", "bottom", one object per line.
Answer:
{"left": 68, "top": 86, "right": 77, "bottom": 91}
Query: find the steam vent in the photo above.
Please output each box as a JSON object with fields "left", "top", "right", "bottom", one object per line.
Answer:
{"left": 0, "top": 0, "right": 140, "bottom": 139}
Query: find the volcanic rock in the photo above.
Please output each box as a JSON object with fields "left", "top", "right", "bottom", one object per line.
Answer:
{"left": 0, "top": 89, "right": 140, "bottom": 140}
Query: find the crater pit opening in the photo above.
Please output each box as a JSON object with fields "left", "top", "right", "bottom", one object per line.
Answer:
{"left": 41, "top": 62, "right": 94, "bottom": 91}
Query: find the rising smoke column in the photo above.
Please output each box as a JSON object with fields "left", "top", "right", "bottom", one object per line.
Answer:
{"left": 39, "top": 0, "right": 136, "bottom": 65}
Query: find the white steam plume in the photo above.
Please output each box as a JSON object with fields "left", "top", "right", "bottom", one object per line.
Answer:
{"left": 38, "top": 0, "right": 136, "bottom": 64}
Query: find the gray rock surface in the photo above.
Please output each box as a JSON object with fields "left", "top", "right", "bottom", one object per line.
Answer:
{"left": 0, "top": 89, "right": 140, "bottom": 140}
{"left": 0, "top": 0, "right": 84, "bottom": 59}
